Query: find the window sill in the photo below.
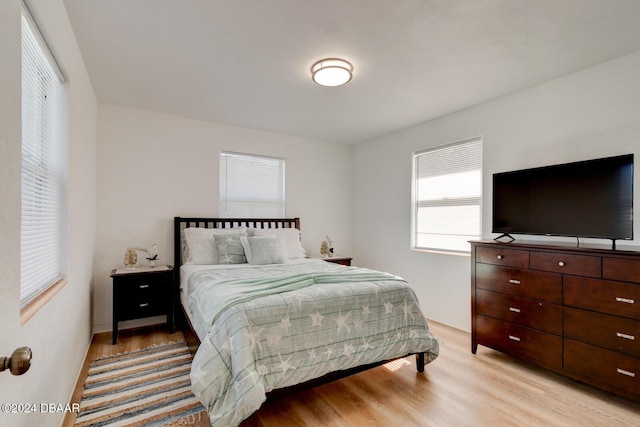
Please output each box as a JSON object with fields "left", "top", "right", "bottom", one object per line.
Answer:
{"left": 20, "top": 279, "right": 68, "bottom": 325}
{"left": 411, "top": 248, "right": 471, "bottom": 257}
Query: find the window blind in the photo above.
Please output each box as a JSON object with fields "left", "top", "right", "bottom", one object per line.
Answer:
{"left": 220, "top": 151, "right": 285, "bottom": 218}
{"left": 412, "top": 137, "right": 483, "bottom": 253}
{"left": 21, "top": 4, "right": 66, "bottom": 307}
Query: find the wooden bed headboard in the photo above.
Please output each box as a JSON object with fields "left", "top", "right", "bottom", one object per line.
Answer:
{"left": 173, "top": 216, "right": 300, "bottom": 270}
{"left": 172, "top": 216, "right": 301, "bottom": 352}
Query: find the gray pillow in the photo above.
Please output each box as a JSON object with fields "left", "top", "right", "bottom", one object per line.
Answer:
{"left": 240, "top": 235, "right": 288, "bottom": 265}
{"left": 214, "top": 233, "right": 247, "bottom": 264}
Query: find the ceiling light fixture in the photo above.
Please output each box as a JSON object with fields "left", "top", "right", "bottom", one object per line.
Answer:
{"left": 311, "top": 58, "right": 353, "bottom": 87}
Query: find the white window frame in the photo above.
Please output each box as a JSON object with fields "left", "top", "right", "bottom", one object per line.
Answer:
{"left": 20, "top": 3, "right": 67, "bottom": 308}
{"left": 219, "top": 151, "right": 286, "bottom": 218}
{"left": 411, "top": 137, "right": 483, "bottom": 255}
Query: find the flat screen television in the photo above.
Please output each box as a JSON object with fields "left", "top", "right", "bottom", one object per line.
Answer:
{"left": 492, "top": 154, "right": 634, "bottom": 245}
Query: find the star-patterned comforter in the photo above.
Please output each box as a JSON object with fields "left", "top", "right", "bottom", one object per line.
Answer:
{"left": 187, "top": 260, "right": 439, "bottom": 426}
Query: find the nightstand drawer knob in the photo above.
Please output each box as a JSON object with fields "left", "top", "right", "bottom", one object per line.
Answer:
{"left": 558, "top": 261, "right": 566, "bottom": 267}
{"left": 509, "top": 307, "right": 521, "bottom": 313}
{"left": 508, "top": 279, "right": 521, "bottom": 285}
{"left": 139, "top": 303, "right": 149, "bottom": 308}
{"left": 508, "top": 335, "right": 521, "bottom": 342}
{"left": 496, "top": 255, "right": 504, "bottom": 260}
{"left": 139, "top": 284, "right": 149, "bottom": 289}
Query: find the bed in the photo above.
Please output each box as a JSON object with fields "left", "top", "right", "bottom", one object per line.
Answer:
{"left": 173, "top": 217, "right": 439, "bottom": 426}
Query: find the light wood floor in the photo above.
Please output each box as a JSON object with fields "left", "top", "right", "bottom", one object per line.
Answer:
{"left": 65, "top": 321, "right": 640, "bottom": 426}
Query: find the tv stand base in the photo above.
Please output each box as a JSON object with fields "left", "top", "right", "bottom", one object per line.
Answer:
{"left": 493, "top": 233, "right": 515, "bottom": 243}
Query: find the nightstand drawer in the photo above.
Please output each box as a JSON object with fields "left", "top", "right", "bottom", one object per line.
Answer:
{"left": 114, "top": 275, "right": 167, "bottom": 299}
{"left": 117, "top": 298, "right": 167, "bottom": 321}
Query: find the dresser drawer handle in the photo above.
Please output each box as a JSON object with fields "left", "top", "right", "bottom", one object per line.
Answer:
{"left": 508, "top": 335, "right": 521, "bottom": 342}
{"left": 497, "top": 255, "right": 504, "bottom": 260}
{"left": 509, "top": 307, "right": 521, "bottom": 313}
{"left": 617, "top": 368, "right": 636, "bottom": 378}
{"left": 615, "top": 297, "right": 635, "bottom": 304}
{"left": 508, "top": 279, "right": 521, "bottom": 285}
{"left": 139, "top": 303, "right": 149, "bottom": 308}
{"left": 558, "top": 261, "right": 566, "bottom": 267}
{"left": 616, "top": 332, "right": 635, "bottom": 341}
{"left": 139, "top": 284, "right": 150, "bottom": 289}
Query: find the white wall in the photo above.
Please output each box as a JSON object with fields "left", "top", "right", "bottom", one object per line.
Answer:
{"left": 0, "top": 0, "right": 97, "bottom": 426}
{"left": 93, "top": 105, "right": 353, "bottom": 332}
{"left": 354, "top": 51, "right": 640, "bottom": 332}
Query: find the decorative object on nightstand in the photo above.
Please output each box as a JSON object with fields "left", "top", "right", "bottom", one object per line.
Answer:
{"left": 110, "top": 265, "right": 174, "bottom": 344}
{"left": 123, "top": 243, "right": 160, "bottom": 268}
{"left": 123, "top": 247, "right": 138, "bottom": 269}
{"left": 320, "top": 235, "right": 334, "bottom": 257}
{"left": 134, "top": 243, "right": 159, "bottom": 267}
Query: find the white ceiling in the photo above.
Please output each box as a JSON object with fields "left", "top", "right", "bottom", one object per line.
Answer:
{"left": 63, "top": 0, "right": 640, "bottom": 144}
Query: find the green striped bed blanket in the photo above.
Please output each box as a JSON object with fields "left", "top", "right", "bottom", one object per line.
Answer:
{"left": 187, "top": 260, "right": 439, "bottom": 426}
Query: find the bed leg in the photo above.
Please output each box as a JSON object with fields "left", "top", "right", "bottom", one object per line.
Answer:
{"left": 416, "top": 352, "right": 425, "bottom": 373}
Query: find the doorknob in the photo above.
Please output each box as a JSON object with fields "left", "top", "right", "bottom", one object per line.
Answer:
{"left": 1, "top": 347, "right": 32, "bottom": 376}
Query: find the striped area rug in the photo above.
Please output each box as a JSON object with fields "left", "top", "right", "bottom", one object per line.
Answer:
{"left": 74, "top": 341, "right": 209, "bottom": 427}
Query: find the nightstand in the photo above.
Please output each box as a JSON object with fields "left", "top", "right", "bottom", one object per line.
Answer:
{"left": 111, "top": 265, "right": 174, "bottom": 344}
{"left": 319, "top": 256, "right": 352, "bottom": 266}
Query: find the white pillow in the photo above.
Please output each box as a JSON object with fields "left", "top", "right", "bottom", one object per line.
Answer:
{"left": 240, "top": 235, "right": 288, "bottom": 265}
{"left": 182, "top": 227, "right": 247, "bottom": 264}
{"left": 252, "top": 227, "right": 306, "bottom": 259}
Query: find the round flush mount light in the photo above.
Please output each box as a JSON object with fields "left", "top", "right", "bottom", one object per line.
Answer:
{"left": 311, "top": 58, "right": 353, "bottom": 87}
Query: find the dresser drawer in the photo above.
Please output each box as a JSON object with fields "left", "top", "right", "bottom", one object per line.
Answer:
{"left": 476, "top": 315, "right": 562, "bottom": 369}
{"left": 476, "top": 246, "right": 529, "bottom": 268}
{"left": 564, "top": 276, "right": 640, "bottom": 321}
{"left": 564, "top": 338, "right": 640, "bottom": 394}
{"left": 476, "top": 289, "right": 562, "bottom": 334}
{"left": 564, "top": 307, "right": 640, "bottom": 357}
{"left": 603, "top": 257, "right": 640, "bottom": 283}
{"left": 475, "top": 263, "right": 562, "bottom": 303}
{"left": 530, "top": 251, "right": 601, "bottom": 277}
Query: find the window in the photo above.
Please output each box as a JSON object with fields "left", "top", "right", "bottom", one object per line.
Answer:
{"left": 21, "top": 4, "right": 66, "bottom": 307}
{"left": 219, "top": 151, "right": 285, "bottom": 218}
{"left": 411, "top": 137, "right": 482, "bottom": 254}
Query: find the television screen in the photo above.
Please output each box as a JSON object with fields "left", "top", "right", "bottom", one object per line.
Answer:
{"left": 492, "top": 154, "right": 634, "bottom": 241}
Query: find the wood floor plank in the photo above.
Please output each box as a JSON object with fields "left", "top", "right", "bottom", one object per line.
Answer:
{"left": 64, "top": 321, "right": 640, "bottom": 427}
{"left": 243, "top": 321, "right": 640, "bottom": 426}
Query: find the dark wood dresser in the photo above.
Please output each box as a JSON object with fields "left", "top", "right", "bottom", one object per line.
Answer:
{"left": 111, "top": 265, "right": 174, "bottom": 344}
{"left": 471, "top": 240, "right": 640, "bottom": 402}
